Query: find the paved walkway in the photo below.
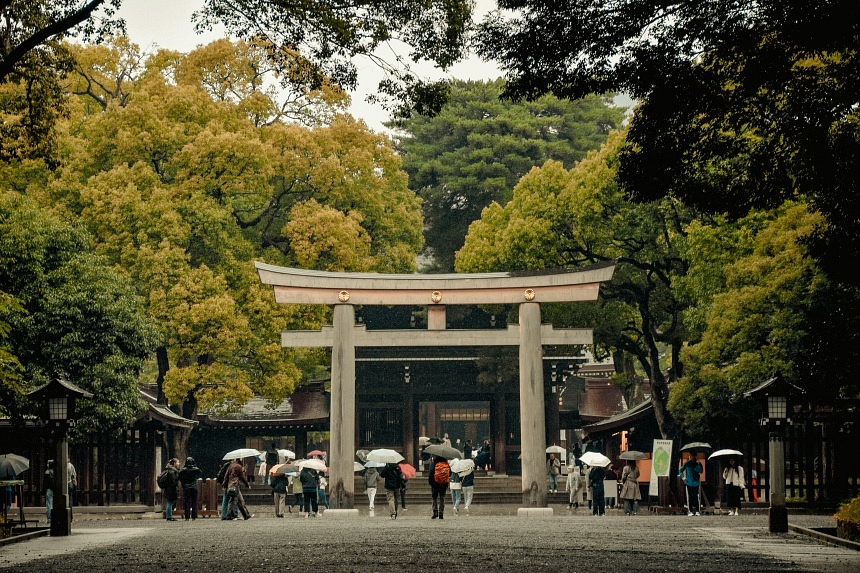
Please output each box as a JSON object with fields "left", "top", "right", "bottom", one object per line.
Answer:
{"left": 1, "top": 506, "right": 857, "bottom": 572}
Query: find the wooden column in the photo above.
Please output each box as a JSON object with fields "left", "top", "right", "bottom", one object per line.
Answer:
{"left": 330, "top": 304, "right": 356, "bottom": 509}
{"left": 519, "top": 302, "right": 547, "bottom": 506}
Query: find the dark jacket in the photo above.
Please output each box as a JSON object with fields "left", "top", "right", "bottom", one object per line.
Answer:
{"left": 299, "top": 467, "right": 319, "bottom": 491}
{"left": 381, "top": 463, "right": 402, "bottom": 490}
{"left": 588, "top": 466, "right": 607, "bottom": 488}
{"left": 265, "top": 448, "right": 279, "bottom": 468}
{"left": 271, "top": 474, "right": 289, "bottom": 495}
{"left": 223, "top": 462, "right": 249, "bottom": 489}
{"left": 178, "top": 464, "right": 202, "bottom": 489}
{"left": 163, "top": 466, "right": 180, "bottom": 501}
{"left": 428, "top": 458, "right": 450, "bottom": 491}
{"left": 461, "top": 471, "right": 475, "bottom": 488}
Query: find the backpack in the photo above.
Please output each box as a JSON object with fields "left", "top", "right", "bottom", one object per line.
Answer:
{"left": 157, "top": 468, "right": 173, "bottom": 489}
{"left": 433, "top": 461, "right": 450, "bottom": 485}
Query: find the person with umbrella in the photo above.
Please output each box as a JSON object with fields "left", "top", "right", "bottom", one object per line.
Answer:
{"left": 546, "top": 453, "right": 561, "bottom": 493}
{"left": 460, "top": 464, "right": 475, "bottom": 514}
{"left": 429, "top": 455, "right": 451, "bottom": 519}
{"left": 722, "top": 456, "right": 746, "bottom": 516}
{"left": 380, "top": 462, "right": 403, "bottom": 519}
{"left": 299, "top": 464, "right": 320, "bottom": 517}
{"left": 270, "top": 469, "right": 290, "bottom": 517}
{"left": 679, "top": 452, "right": 704, "bottom": 516}
{"left": 290, "top": 469, "right": 304, "bottom": 514}
{"left": 566, "top": 464, "right": 583, "bottom": 510}
{"left": 224, "top": 458, "right": 253, "bottom": 520}
{"left": 587, "top": 462, "right": 607, "bottom": 516}
{"left": 619, "top": 460, "right": 642, "bottom": 515}
{"left": 363, "top": 464, "right": 379, "bottom": 511}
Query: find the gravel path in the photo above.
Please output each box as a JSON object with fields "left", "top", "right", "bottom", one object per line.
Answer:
{"left": 1, "top": 506, "right": 856, "bottom": 573}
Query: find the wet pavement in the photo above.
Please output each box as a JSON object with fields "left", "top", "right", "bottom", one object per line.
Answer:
{"left": 1, "top": 505, "right": 857, "bottom": 572}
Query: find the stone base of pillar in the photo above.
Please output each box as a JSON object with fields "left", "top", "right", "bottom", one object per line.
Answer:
{"left": 319, "top": 509, "right": 361, "bottom": 518}
{"left": 517, "top": 507, "right": 554, "bottom": 517}
{"left": 769, "top": 506, "right": 788, "bottom": 533}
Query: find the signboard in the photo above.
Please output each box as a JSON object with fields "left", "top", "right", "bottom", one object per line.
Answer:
{"left": 649, "top": 439, "right": 673, "bottom": 496}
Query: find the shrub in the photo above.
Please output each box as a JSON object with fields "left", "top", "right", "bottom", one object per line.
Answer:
{"left": 834, "top": 496, "right": 860, "bottom": 542}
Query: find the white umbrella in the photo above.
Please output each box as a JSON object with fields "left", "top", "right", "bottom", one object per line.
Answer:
{"left": 363, "top": 460, "right": 387, "bottom": 468}
{"left": 708, "top": 449, "right": 744, "bottom": 460}
{"left": 222, "top": 448, "right": 261, "bottom": 460}
{"left": 298, "top": 458, "right": 327, "bottom": 471}
{"left": 579, "top": 451, "right": 611, "bottom": 468}
{"left": 450, "top": 458, "right": 475, "bottom": 476}
{"left": 366, "top": 449, "right": 404, "bottom": 463}
{"left": 354, "top": 461, "right": 365, "bottom": 472}
{"left": 356, "top": 449, "right": 370, "bottom": 462}
{"left": 545, "top": 445, "right": 566, "bottom": 454}
{"left": 278, "top": 449, "right": 295, "bottom": 459}
{"left": 418, "top": 436, "right": 431, "bottom": 446}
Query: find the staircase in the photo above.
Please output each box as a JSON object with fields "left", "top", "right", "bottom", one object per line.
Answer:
{"left": 240, "top": 473, "right": 574, "bottom": 507}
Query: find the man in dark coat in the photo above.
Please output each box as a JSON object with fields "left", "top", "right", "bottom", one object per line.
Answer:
{"left": 178, "top": 457, "right": 203, "bottom": 521}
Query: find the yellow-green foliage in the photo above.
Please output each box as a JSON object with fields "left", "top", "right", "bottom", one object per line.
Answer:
{"left": 835, "top": 496, "right": 860, "bottom": 542}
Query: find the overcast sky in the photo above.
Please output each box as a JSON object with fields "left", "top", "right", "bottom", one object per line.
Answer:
{"left": 117, "top": 0, "right": 501, "bottom": 133}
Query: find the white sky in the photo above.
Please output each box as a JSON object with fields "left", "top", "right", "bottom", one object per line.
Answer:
{"left": 116, "top": 0, "right": 501, "bottom": 133}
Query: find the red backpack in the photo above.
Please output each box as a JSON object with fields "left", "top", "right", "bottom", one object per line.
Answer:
{"left": 434, "top": 461, "right": 450, "bottom": 485}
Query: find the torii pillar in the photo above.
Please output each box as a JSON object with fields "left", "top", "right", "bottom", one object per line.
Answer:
{"left": 256, "top": 262, "right": 615, "bottom": 514}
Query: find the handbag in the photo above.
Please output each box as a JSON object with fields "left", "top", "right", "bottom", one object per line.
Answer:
{"left": 450, "top": 481, "right": 462, "bottom": 490}
{"left": 227, "top": 484, "right": 239, "bottom": 497}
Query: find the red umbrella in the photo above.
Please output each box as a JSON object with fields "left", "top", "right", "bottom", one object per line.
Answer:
{"left": 398, "top": 463, "right": 416, "bottom": 479}
{"left": 308, "top": 449, "right": 325, "bottom": 457}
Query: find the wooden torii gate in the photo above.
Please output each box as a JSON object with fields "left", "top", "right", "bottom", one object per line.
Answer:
{"left": 256, "top": 261, "right": 615, "bottom": 514}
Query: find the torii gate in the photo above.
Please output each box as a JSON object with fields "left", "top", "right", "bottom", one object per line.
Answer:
{"left": 256, "top": 261, "right": 615, "bottom": 515}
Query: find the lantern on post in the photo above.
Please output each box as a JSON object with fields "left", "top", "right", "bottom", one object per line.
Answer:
{"left": 28, "top": 377, "right": 92, "bottom": 537}
{"left": 743, "top": 373, "right": 804, "bottom": 533}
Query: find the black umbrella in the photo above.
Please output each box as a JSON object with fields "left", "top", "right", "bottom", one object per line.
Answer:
{"left": 619, "top": 450, "right": 647, "bottom": 461}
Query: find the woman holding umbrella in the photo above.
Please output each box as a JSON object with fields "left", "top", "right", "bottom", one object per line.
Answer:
{"left": 619, "top": 460, "right": 642, "bottom": 515}
{"left": 722, "top": 457, "right": 746, "bottom": 515}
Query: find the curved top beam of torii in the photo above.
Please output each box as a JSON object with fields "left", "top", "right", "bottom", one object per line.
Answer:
{"left": 255, "top": 260, "right": 616, "bottom": 306}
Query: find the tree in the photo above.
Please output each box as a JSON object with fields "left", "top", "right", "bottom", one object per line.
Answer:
{"left": 15, "top": 38, "right": 422, "bottom": 454}
{"left": 475, "top": 0, "right": 860, "bottom": 285}
{"left": 456, "top": 130, "right": 693, "bottom": 440}
{"left": 0, "top": 290, "right": 25, "bottom": 417}
{"left": 0, "top": 190, "right": 158, "bottom": 434}
{"left": 389, "top": 79, "right": 625, "bottom": 271}
{"left": 669, "top": 203, "right": 829, "bottom": 436}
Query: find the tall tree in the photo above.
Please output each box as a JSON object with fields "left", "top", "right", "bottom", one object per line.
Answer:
{"left": 390, "top": 79, "right": 624, "bottom": 271}
{"left": 0, "top": 190, "right": 158, "bottom": 434}
{"left": 456, "top": 130, "right": 693, "bottom": 440}
{"left": 475, "top": 0, "right": 860, "bottom": 286}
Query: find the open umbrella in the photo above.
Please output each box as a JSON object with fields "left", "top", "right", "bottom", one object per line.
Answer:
{"left": 366, "top": 449, "right": 404, "bottom": 463}
{"left": 418, "top": 436, "right": 431, "bottom": 446}
{"left": 0, "top": 453, "right": 29, "bottom": 479}
{"left": 708, "top": 449, "right": 744, "bottom": 460}
{"left": 278, "top": 449, "right": 295, "bottom": 460}
{"left": 298, "top": 458, "right": 327, "bottom": 471}
{"left": 364, "top": 460, "right": 387, "bottom": 468}
{"left": 619, "top": 450, "right": 647, "bottom": 461}
{"left": 545, "top": 445, "right": 566, "bottom": 454}
{"left": 579, "top": 451, "right": 611, "bottom": 468}
{"left": 307, "top": 449, "right": 325, "bottom": 457}
{"left": 450, "top": 458, "right": 475, "bottom": 476}
{"left": 355, "top": 449, "right": 370, "bottom": 463}
{"left": 222, "top": 448, "right": 261, "bottom": 460}
{"left": 680, "top": 442, "right": 712, "bottom": 452}
{"left": 269, "top": 462, "right": 299, "bottom": 475}
{"left": 423, "top": 444, "right": 463, "bottom": 460}
{"left": 398, "top": 463, "right": 417, "bottom": 479}
{"left": 354, "top": 461, "right": 365, "bottom": 472}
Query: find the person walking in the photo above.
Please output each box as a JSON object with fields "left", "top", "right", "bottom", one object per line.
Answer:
{"left": 223, "top": 458, "right": 252, "bottom": 520}
{"left": 460, "top": 469, "right": 475, "bottom": 514}
{"left": 680, "top": 453, "right": 704, "bottom": 516}
{"left": 67, "top": 461, "right": 77, "bottom": 522}
{"left": 43, "top": 460, "right": 55, "bottom": 525}
{"left": 318, "top": 472, "right": 329, "bottom": 512}
{"left": 619, "top": 460, "right": 641, "bottom": 515}
{"left": 178, "top": 457, "right": 203, "bottom": 521}
{"left": 547, "top": 453, "right": 561, "bottom": 493}
{"left": 604, "top": 464, "right": 619, "bottom": 509}
{"left": 299, "top": 465, "right": 320, "bottom": 518}
{"left": 271, "top": 471, "right": 289, "bottom": 517}
{"left": 449, "top": 469, "right": 462, "bottom": 514}
{"left": 399, "top": 469, "right": 409, "bottom": 513}
{"left": 566, "top": 464, "right": 582, "bottom": 509}
{"left": 216, "top": 460, "right": 237, "bottom": 520}
{"left": 381, "top": 462, "right": 403, "bottom": 519}
{"left": 588, "top": 464, "right": 607, "bottom": 516}
{"left": 161, "top": 458, "right": 180, "bottom": 521}
{"left": 429, "top": 455, "right": 450, "bottom": 519}
{"left": 722, "top": 457, "right": 746, "bottom": 515}
{"left": 364, "top": 465, "right": 379, "bottom": 511}
{"left": 290, "top": 471, "right": 304, "bottom": 513}
{"left": 463, "top": 439, "right": 473, "bottom": 462}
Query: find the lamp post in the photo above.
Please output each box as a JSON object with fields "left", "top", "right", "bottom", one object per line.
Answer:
{"left": 744, "top": 374, "right": 803, "bottom": 534}
{"left": 28, "top": 378, "right": 92, "bottom": 536}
